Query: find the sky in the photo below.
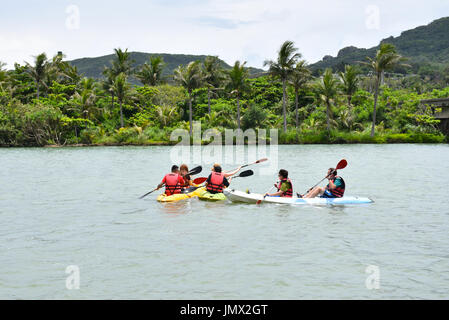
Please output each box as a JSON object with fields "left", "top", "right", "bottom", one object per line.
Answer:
{"left": 1, "top": 0, "right": 449, "bottom": 69}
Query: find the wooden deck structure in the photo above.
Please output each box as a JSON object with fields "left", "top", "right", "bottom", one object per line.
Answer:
{"left": 420, "top": 98, "right": 449, "bottom": 134}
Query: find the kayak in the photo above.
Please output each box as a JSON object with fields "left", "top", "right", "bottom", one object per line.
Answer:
{"left": 198, "top": 188, "right": 227, "bottom": 202}
{"left": 157, "top": 187, "right": 204, "bottom": 203}
{"left": 223, "top": 189, "right": 373, "bottom": 205}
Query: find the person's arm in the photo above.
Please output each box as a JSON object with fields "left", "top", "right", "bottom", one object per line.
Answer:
{"left": 266, "top": 181, "right": 286, "bottom": 196}
{"left": 223, "top": 177, "right": 230, "bottom": 188}
{"left": 205, "top": 175, "right": 211, "bottom": 187}
{"left": 157, "top": 177, "right": 166, "bottom": 190}
{"left": 266, "top": 190, "right": 283, "bottom": 197}
{"left": 224, "top": 166, "right": 242, "bottom": 178}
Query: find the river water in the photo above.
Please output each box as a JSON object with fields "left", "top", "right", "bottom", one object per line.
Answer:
{"left": 1, "top": 144, "right": 448, "bottom": 299}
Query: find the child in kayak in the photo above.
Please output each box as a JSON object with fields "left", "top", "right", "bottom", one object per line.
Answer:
{"left": 156, "top": 165, "right": 185, "bottom": 196}
{"left": 205, "top": 164, "right": 230, "bottom": 194}
{"left": 305, "top": 168, "right": 345, "bottom": 198}
{"left": 264, "top": 169, "right": 293, "bottom": 198}
{"left": 179, "top": 164, "right": 193, "bottom": 188}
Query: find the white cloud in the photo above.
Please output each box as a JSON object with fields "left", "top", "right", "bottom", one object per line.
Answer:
{"left": 0, "top": 0, "right": 448, "bottom": 69}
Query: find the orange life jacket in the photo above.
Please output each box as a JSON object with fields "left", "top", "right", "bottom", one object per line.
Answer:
{"left": 164, "top": 173, "right": 182, "bottom": 196}
{"left": 277, "top": 178, "right": 293, "bottom": 197}
{"left": 327, "top": 176, "right": 345, "bottom": 197}
{"left": 207, "top": 172, "right": 225, "bottom": 193}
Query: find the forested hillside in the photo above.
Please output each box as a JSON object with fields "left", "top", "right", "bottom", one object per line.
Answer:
{"left": 310, "top": 17, "right": 449, "bottom": 78}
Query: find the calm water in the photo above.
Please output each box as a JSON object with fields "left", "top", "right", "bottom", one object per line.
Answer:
{"left": 1, "top": 144, "right": 449, "bottom": 299}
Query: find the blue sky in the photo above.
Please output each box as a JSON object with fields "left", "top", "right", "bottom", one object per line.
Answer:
{"left": 1, "top": 0, "right": 449, "bottom": 68}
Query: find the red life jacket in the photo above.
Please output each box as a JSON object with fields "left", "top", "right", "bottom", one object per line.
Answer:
{"left": 164, "top": 173, "right": 182, "bottom": 196}
{"left": 207, "top": 172, "right": 225, "bottom": 193}
{"left": 328, "top": 176, "right": 345, "bottom": 197}
{"left": 277, "top": 178, "right": 293, "bottom": 198}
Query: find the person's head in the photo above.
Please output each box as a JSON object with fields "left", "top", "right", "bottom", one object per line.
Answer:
{"left": 171, "top": 165, "right": 179, "bottom": 173}
{"left": 212, "top": 163, "right": 222, "bottom": 173}
{"left": 328, "top": 168, "right": 337, "bottom": 177}
{"left": 278, "top": 169, "right": 288, "bottom": 180}
{"left": 180, "top": 164, "right": 189, "bottom": 175}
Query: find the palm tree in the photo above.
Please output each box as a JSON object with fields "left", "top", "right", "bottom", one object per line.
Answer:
{"left": 112, "top": 73, "right": 132, "bottom": 128}
{"left": 155, "top": 105, "right": 180, "bottom": 128}
{"left": 72, "top": 81, "right": 98, "bottom": 120}
{"left": 264, "top": 41, "right": 301, "bottom": 132}
{"left": 111, "top": 48, "right": 133, "bottom": 76}
{"left": 315, "top": 68, "right": 339, "bottom": 131}
{"left": 288, "top": 60, "right": 311, "bottom": 127}
{"left": 136, "top": 56, "right": 166, "bottom": 86}
{"left": 226, "top": 61, "right": 249, "bottom": 130}
{"left": 104, "top": 48, "right": 133, "bottom": 112}
{"left": 339, "top": 65, "right": 360, "bottom": 108}
{"left": 363, "top": 43, "right": 409, "bottom": 136}
{"left": 0, "top": 62, "right": 8, "bottom": 92}
{"left": 174, "top": 61, "right": 204, "bottom": 135}
{"left": 203, "top": 56, "right": 224, "bottom": 115}
{"left": 25, "top": 53, "right": 49, "bottom": 99}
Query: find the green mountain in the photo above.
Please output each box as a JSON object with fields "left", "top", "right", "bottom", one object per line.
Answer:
{"left": 69, "top": 52, "right": 264, "bottom": 81}
{"left": 310, "top": 17, "right": 449, "bottom": 75}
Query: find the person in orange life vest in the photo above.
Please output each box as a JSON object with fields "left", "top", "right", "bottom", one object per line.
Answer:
{"left": 265, "top": 169, "right": 293, "bottom": 198}
{"left": 205, "top": 164, "right": 230, "bottom": 194}
{"left": 157, "top": 165, "right": 185, "bottom": 196}
{"left": 304, "top": 168, "right": 346, "bottom": 198}
{"left": 179, "top": 164, "right": 193, "bottom": 188}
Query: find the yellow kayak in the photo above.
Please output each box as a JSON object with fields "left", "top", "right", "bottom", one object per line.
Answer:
{"left": 157, "top": 187, "right": 205, "bottom": 203}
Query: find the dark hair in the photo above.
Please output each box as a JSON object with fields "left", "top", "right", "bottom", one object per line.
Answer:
{"left": 171, "top": 165, "right": 179, "bottom": 172}
{"left": 213, "top": 165, "right": 222, "bottom": 173}
{"left": 329, "top": 168, "right": 337, "bottom": 175}
{"left": 279, "top": 169, "right": 288, "bottom": 179}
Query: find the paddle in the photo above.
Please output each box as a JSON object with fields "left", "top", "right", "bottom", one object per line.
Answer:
{"left": 193, "top": 177, "right": 207, "bottom": 185}
{"left": 139, "top": 165, "right": 203, "bottom": 199}
{"left": 302, "top": 159, "right": 348, "bottom": 196}
{"left": 241, "top": 158, "right": 268, "bottom": 169}
{"left": 227, "top": 158, "right": 268, "bottom": 174}
{"left": 256, "top": 185, "right": 276, "bottom": 205}
{"left": 139, "top": 187, "right": 159, "bottom": 199}
{"left": 188, "top": 165, "right": 202, "bottom": 176}
{"left": 231, "top": 169, "right": 254, "bottom": 179}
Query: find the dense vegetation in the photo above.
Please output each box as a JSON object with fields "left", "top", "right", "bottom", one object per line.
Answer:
{"left": 311, "top": 17, "right": 449, "bottom": 87}
{"left": 0, "top": 40, "right": 447, "bottom": 147}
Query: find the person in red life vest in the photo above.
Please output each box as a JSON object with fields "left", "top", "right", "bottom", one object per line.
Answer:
{"left": 179, "top": 164, "right": 193, "bottom": 188}
{"left": 157, "top": 165, "right": 185, "bottom": 196}
{"left": 305, "top": 168, "right": 346, "bottom": 198}
{"left": 205, "top": 164, "right": 230, "bottom": 194}
{"left": 264, "top": 169, "right": 293, "bottom": 198}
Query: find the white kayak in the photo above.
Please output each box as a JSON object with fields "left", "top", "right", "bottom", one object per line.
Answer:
{"left": 223, "top": 189, "right": 373, "bottom": 205}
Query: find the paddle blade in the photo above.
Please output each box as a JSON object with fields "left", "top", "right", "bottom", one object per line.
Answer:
{"left": 189, "top": 166, "right": 202, "bottom": 176}
{"left": 255, "top": 158, "right": 268, "bottom": 164}
{"left": 193, "top": 177, "right": 207, "bottom": 184}
{"left": 238, "top": 169, "right": 254, "bottom": 178}
{"left": 336, "top": 159, "right": 347, "bottom": 170}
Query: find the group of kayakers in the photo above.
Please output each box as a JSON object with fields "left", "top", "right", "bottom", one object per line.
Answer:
{"left": 157, "top": 165, "right": 345, "bottom": 199}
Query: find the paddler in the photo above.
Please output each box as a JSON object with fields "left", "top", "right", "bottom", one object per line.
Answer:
{"left": 264, "top": 169, "right": 293, "bottom": 198}
{"left": 179, "top": 164, "right": 193, "bottom": 188}
{"left": 205, "top": 164, "right": 230, "bottom": 194}
{"left": 304, "top": 168, "right": 345, "bottom": 198}
{"left": 157, "top": 165, "right": 185, "bottom": 196}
